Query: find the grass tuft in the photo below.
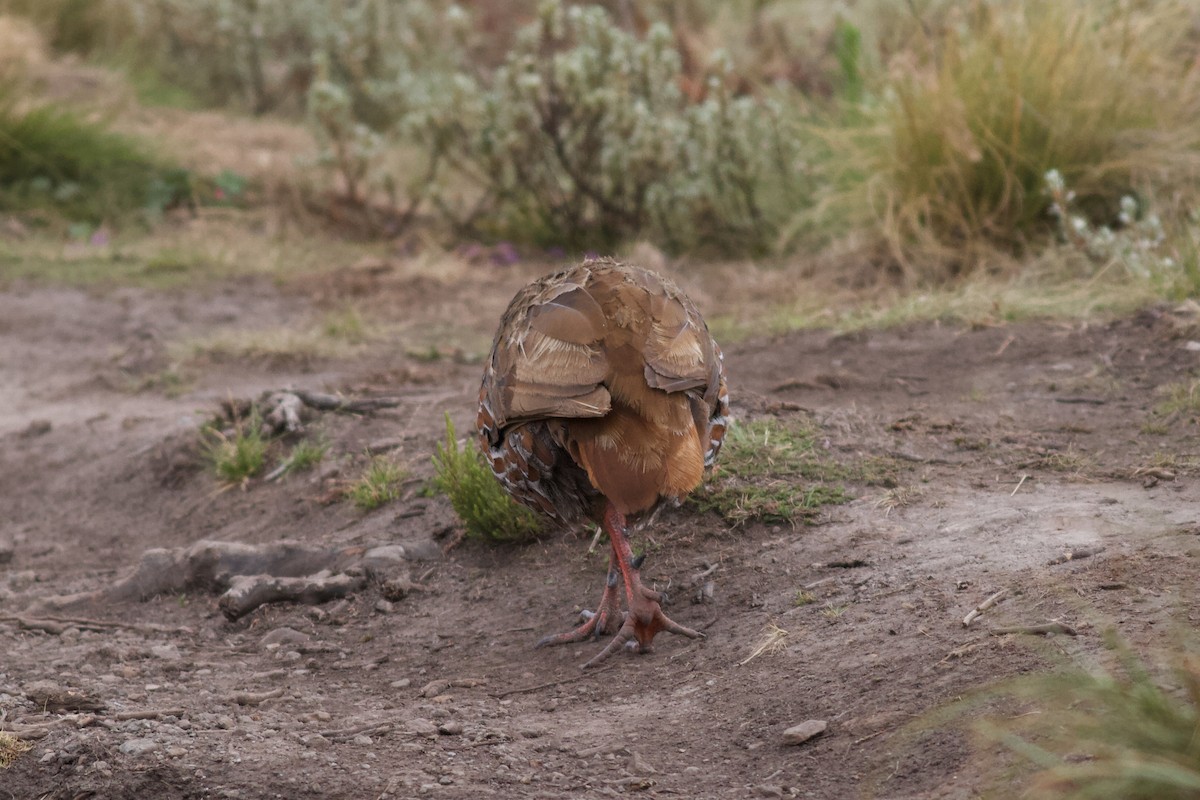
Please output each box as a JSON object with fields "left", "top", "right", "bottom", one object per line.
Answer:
{"left": 347, "top": 456, "right": 405, "bottom": 510}
{"left": 279, "top": 438, "right": 327, "bottom": 477}
{"left": 202, "top": 413, "right": 267, "bottom": 485}
{"left": 1154, "top": 380, "right": 1200, "bottom": 418}
{"left": 0, "top": 730, "right": 31, "bottom": 768}
{"left": 982, "top": 633, "right": 1200, "bottom": 800}
{"left": 431, "top": 415, "right": 542, "bottom": 543}
{"left": 691, "top": 418, "right": 892, "bottom": 526}
{"left": 816, "top": 0, "right": 1200, "bottom": 279}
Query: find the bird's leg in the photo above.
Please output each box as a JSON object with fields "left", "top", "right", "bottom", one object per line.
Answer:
{"left": 581, "top": 503, "right": 705, "bottom": 669}
{"left": 535, "top": 558, "right": 624, "bottom": 648}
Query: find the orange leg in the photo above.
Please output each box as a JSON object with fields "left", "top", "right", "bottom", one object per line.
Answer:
{"left": 535, "top": 559, "right": 624, "bottom": 648}
{"left": 580, "top": 503, "right": 704, "bottom": 669}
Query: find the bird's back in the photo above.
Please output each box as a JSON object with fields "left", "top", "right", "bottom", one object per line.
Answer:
{"left": 478, "top": 259, "right": 728, "bottom": 521}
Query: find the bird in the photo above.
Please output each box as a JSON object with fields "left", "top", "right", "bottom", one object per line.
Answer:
{"left": 477, "top": 257, "right": 729, "bottom": 668}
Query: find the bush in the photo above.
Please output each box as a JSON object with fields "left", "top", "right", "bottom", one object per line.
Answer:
{"left": 817, "top": 0, "right": 1200, "bottom": 280}
{"left": 305, "top": 0, "right": 806, "bottom": 254}
{"left": 431, "top": 415, "right": 541, "bottom": 543}
{"left": 0, "top": 95, "right": 183, "bottom": 223}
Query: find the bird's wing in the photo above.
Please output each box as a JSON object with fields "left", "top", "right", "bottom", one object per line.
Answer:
{"left": 484, "top": 275, "right": 613, "bottom": 434}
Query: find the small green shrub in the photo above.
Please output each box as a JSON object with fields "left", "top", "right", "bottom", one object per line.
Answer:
{"left": 0, "top": 97, "right": 179, "bottom": 223}
{"left": 202, "top": 414, "right": 268, "bottom": 485}
{"left": 347, "top": 456, "right": 404, "bottom": 510}
{"left": 983, "top": 635, "right": 1200, "bottom": 800}
{"left": 691, "top": 418, "right": 872, "bottom": 526}
{"left": 284, "top": 438, "right": 328, "bottom": 474}
{"left": 432, "top": 415, "right": 541, "bottom": 543}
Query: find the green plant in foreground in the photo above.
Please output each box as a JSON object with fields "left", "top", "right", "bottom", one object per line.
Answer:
{"left": 983, "top": 635, "right": 1200, "bottom": 800}
{"left": 202, "top": 414, "right": 268, "bottom": 485}
{"left": 348, "top": 456, "right": 404, "bottom": 510}
{"left": 432, "top": 415, "right": 541, "bottom": 543}
{"left": 1154, "top": 380, "right": 1200, "bottom": 418}
{"left": 282, "top": 438, "right": 328, "bottom": 475}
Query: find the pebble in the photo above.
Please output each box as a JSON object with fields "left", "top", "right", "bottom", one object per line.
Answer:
{"left": 304, "top": 735, "right": 332, "bottom": 750}
{"left": 150, "top": 644, "right": 181, "bottom": 661}
{"left": 0, "top": 538, "right": 13, "bottom": 565}
{"left": 437, "top": 720, "right": 463, "bottom": 736}
{"left": 261, "top": 627, "right": 311, "bottom": 648}
{"left": 166, "top": 747, "right": 187, "bottom": 758}
{"left": 389, "top": 678, "right": 411, "bottom": 690}
{"left": 406, "top": 718, "right": 438, "bottom": 736}
{"left": 782, "top": 719, "right": 828, "bottom": 746}
{"left": 352, "top": 734, "right": 373, "bottom": 746}
{"left": 374, "top": 599, "right": 395, "bottom": 614}
{"left": 119, "top": 738, "right": 160, "bottom": 756}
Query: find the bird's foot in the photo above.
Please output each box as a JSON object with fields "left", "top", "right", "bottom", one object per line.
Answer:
{"left": 580, "top": 579, "right": 704, "bottom": 669}
{"left": 535, "top": 570, "right": 624, "bottom": 648}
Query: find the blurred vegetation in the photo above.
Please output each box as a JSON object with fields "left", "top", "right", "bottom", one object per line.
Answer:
{"left": 981, "top": 633, "right": 1200, "bottom": 800}
{"left": 2, "top": 0, "right": 1200, "bottom": 279}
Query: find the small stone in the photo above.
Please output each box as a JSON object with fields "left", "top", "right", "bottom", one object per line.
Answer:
{"left": 0, "top": 538, "right": 13, "bottom": 565}
{"left": 19, "top": 419, "right": 52, "bottom": 438}
{"left": 364, "top": 545, "right": 407, "bottom": 563}
{"left": 437, "top": 720, "right": 463, "bottom": 736}
{"left": 352, "top": 734, "right": 373, "bottom": 746}
{"left": 419, "top": 679, "right": 451, "bottom": 698}
{"left": 389, "top": 678, "right": 411, "bottom": 690}
{"left": 261, "top": 627, "right": 310, "bottom": 649}
{"left": 374, "top": 600, "right": 395, "bottom": 614}
{"left": 438, "top": 776, "right": 453, "bottom": 786}
{"left": 119, "top": 738, "right": 159, "bottom": 756}
{"left": 166, "top": 747, "right": 187, "bottom": 758}
{"left": 39, "top": 751, "right": 56, "bottom": 764}
{"left": 517, "top": 724, "right": 548, "bottom": 739}
{"left": 150, "top": 644, "right": 181, "bottom": 660}
{"left": 304, "top": 734, "right": 332, "bottom": 750}
{"left": 782, "top": 719, "right": 827, "bottom": 746}
{"left": 757, "top": 785, "right": 784, "bottom": 798}
{"left": 406, "top": 718, "right": 438, "bottom": 736}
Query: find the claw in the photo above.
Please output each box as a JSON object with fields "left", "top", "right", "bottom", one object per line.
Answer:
{"left": 631, "top": 553, "right": 646, "bottom": 570}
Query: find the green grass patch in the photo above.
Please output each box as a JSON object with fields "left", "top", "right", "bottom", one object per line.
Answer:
{"left": 432, "top": 415, "right": 542, "bottom": 543}
{"left": 982, "top": 634, "right": 1200, "bottom": 800}
{"left": 0, "top": 96, "right": 183, "bottom": 224}
{"left": 347, "top": 456, "right": 405, "bottom": 510}
{"left": 285, "top": 438, "right": 328, "bottom": 473}
{"left": 1154, "top": 380, "right": 1200, "bottom": 418}
{"left": 202, "top": 413, "right": 268, "bottom": 485}
{"left": 691, "top": 418, "right": 895, "bottom": 526}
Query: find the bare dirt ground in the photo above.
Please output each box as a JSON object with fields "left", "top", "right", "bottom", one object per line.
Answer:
{"left": 2, "top": 262, "right": 1200, "bottom": 799}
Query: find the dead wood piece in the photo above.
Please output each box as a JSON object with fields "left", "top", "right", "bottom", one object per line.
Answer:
{"left": 112, "top": 708, "right": 185, "bottom": 721}
{"left": 990, "top": 622, "right": 1078, "bottom": 637}
{"left": 230, "top": 688, "right": 285, "bottom": 706}
{"left": 34, "top": 540, "right": 366, "bottom": 611}
{"left": 962, "top": 589, "right": 1008, "bottom": 627}
{"left": 0, "top": 614, "right": 189, "bottom": 635}
{"left": 293, "top": 390, "right": 402, "bottom": 414}
{"left": 24, "top": 681, "right": 105, "bottom": 713}
{"left": 1054, "top": 397, "right": 1107, "bottom": 405}
{"left": 1048, "top": 546, "right": 1105, "bottom": 566}
{"left": 262, "top": 391, "right": 305, "bottom": 434}
{"left": 5, "top": 714, "right": 96, "bottom": 740}
{"left": 320, "top": 722, "right": 393, "bottom": 741}
{"left": 219, "top": 572, "right": 366, "bottom": 620}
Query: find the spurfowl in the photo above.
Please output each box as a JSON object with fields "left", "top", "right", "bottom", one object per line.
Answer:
{"left": 477, "top": 258, "right": 729, "bottom": 667}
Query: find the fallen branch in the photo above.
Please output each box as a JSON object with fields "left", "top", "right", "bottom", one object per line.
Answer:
{"left": 1048, "top": 547, "right": 1105, "bottom": 566}
{"left": 989, "top": 622, "right": 1078, "bottom": 637}
{"left": 229, "top": 688, "right": 285, "bottom": 706}
{"left": 220, "top": 572, "right": 366, "bottom": 621}
{"left": 112, "top": 708, "right": 185, "bottom": 721}
{"left": 492, "top": 665, "right": 616, "bottom": 699}
{"left": 0, "top": 614, "right": 189, "bottom": 635}
{"left": 292, "top": 390, "right": 401, "bottom": 414}
{"left": 962, "top": 589, "right": 1008, "bottom": 627}
{"left": 320, "top": 722, "right": 393, "bottom": 741}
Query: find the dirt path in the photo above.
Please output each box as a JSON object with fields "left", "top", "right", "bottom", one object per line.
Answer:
{"left": 2, "top": 275, "right": 1199, "bottom": 799}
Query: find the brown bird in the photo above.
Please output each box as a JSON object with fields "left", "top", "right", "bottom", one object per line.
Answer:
{"left": 477, "top": 258, "right": 729, "bottom": 667}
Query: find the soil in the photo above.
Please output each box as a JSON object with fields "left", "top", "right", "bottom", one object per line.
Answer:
{"left": 2, "top": 264, "right": 1200, "bottom": 800}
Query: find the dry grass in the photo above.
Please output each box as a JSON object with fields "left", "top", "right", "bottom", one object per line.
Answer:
{"left": 0, "top": 730, "right": 31, "bottom": 768}
{"left": 814, "top": 0, "right": 1200, "bottom": 279}
{"left": 739, "top": 621, "right": 790, "bottom": 666}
